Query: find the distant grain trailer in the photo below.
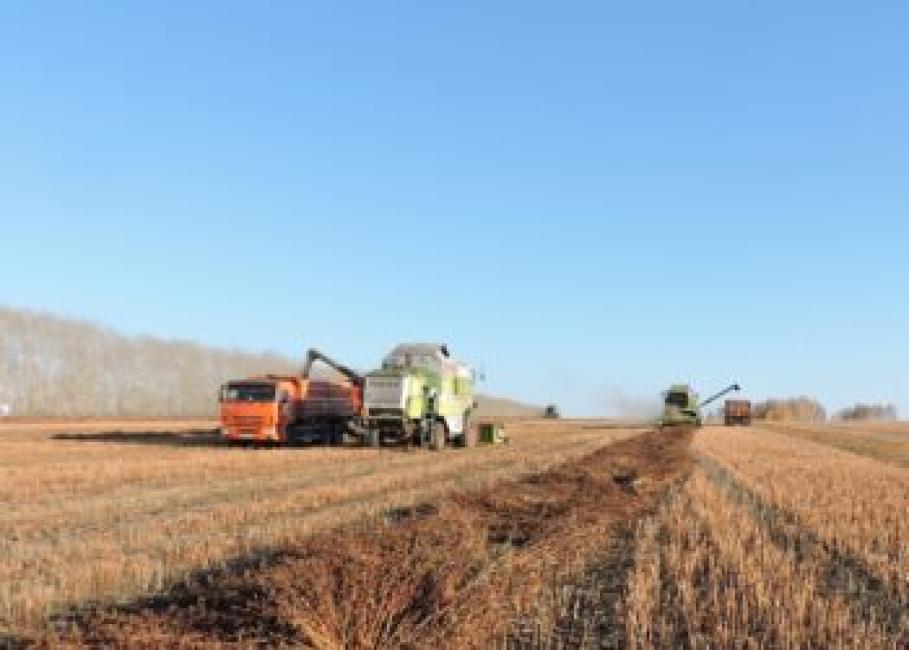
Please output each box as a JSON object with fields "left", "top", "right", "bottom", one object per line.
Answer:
{"left": 724, "top": 399, "right": 752, "bottom": 426}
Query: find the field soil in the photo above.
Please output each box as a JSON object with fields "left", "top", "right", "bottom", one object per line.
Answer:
{"left": 7, "top": 426, "right": 693, "bottom": 648}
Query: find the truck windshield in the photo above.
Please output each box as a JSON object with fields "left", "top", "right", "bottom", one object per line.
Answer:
{"left": 666, "top": 392, "right": 688, "bottom": 407}
{"left": 223, "top": 383, "right": 275, "bottom": 402}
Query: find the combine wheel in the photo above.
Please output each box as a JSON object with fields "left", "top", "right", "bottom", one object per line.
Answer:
{"left": 429, "top": 420, "right": 446, "bottom": 451}
{"left": 402, "top": 421, "right": 419, "bottom": 449}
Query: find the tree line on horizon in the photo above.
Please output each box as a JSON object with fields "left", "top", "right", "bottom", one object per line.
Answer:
{"left": 0, "top": 307, "right": 296, "bottom": 417}
{"left": 835, "top": 402, "right": 898, "bottom": 421}
{"left": 752, "top": 397, "right": 828, "bottom": 422}
{"left": 0, "top": 306, "right": 900, "bottom": 421}
{"left": 750, "top": 397, "right": 898, "bottom": 422}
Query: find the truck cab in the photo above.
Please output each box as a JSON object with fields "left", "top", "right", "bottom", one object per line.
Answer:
{"left": 219, "top": 377, "right": 296, "bottom": 444}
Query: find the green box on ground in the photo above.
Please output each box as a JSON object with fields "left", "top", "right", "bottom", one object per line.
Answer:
{"left": 478, "top": 422, "right": 507, "bottom": 444}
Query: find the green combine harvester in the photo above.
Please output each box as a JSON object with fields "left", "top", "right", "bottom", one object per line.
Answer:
{"left": 359, "top": 343, "right": 476, "bottom": 450}
{"left": 660, "top": 383, "right": 741, "bottom": 428}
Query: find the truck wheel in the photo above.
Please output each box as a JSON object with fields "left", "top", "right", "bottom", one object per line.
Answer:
{"left": 430, "top": 420, "right": 445, "bottom": 451}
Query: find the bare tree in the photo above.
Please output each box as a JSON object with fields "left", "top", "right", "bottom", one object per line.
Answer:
{"left": 752, "top": 397, "right": 827, "bottom": 422}
{"left": 836, "top": 403, "right": 898, "bottom": 421}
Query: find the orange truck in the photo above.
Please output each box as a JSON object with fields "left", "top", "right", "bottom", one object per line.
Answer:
{"left": 724, "top": 399, "right": 752, "bottom": 426}
{"left": 219, "top": 349, "right": 363, "bottom": 446}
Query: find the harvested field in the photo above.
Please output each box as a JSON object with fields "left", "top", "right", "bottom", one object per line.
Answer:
{"left": 482, "top": 423, "right": 907, "bottom": 648}
{"left": 28, "top": 427, "right": 692, "bottom": 648}
{"left": 0, "top": 418, "right": 646, "bottom": 641}
{"left": 612, "top": 424, "right": 909, "bottom": 647}
{"left": 5, "top": 420, "right": 906, "bottom": 647}
{"left": 763, "top": 420, "right": 909, "bottom": 467}
{"left": 694, "top": 426, "right": 909, "bottom": 613}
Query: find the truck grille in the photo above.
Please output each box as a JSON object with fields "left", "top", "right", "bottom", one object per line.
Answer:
{"left": 231, "top": 416, "right": 265, "bottom": 425}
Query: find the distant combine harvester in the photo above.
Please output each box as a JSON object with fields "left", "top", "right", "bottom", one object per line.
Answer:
{"left": 660, "top": 383, "right": 741, "bottom": 428}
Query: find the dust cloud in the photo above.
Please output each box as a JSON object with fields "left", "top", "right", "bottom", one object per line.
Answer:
{"left": 599, "top": 387, "right": 662, "bottom": 419}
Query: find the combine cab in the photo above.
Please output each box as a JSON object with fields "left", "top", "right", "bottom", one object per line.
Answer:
{"left": 660, "top": 383, "right": 740, "bottom": 428}
{"left": 661, "top": 384, "right": 701, "bottom": 427}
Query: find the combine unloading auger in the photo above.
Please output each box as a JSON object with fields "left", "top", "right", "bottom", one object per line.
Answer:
{"left": 660, "top": 382, "right": 741, "bottom": 428}
{"left": 699, "top": 384, "right": 741, "bottom": 410}
{"left": 302, "top": 348, "right": 364, "bottom": 387}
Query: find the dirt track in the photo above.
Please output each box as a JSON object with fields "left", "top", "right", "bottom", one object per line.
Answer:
{"left": 36, "top": 428, "right": 693, "bottom": 649}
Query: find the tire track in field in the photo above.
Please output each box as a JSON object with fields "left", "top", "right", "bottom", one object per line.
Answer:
{"left": 697, "top": 454, "right": 909, "bottom": 639}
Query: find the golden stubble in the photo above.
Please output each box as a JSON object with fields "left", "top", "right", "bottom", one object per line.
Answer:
{"left": 0, "top": 419, "right": 639, "bottom": 635}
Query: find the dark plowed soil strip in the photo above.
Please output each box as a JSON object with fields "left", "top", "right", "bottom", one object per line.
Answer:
{"left": 32, "top": 429, "right": 693, "bottom": 649}
{"left": 698, "top": 454, "right": 909, "bottom": 640}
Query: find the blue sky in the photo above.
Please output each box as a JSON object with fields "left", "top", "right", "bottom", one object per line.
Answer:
{"left": 1, "top": 2, "right": 907, "bottom": 416}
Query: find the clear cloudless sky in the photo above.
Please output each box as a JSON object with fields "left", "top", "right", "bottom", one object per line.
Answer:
{"left": 1, "top": 2, "right": 907, "bottom": 416}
